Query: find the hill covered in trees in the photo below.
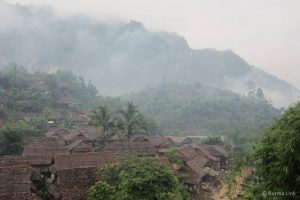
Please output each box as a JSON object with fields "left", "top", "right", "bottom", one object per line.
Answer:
{"left": 0, "top": 2, "right": 299, "bottom": 107}
{"left": 0, "top": 66, "right": 159, "bottom": 155}
{"left": 124, "top": 83, "right": 281, "bottom": 154}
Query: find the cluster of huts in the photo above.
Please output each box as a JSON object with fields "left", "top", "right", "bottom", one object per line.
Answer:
{"left": 0, "top": 127, "right": 230, "bottom": 200}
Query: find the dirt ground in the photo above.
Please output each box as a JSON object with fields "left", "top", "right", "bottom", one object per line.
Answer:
{"left": 211, "top": 167, "right": 253, "bottom": 200}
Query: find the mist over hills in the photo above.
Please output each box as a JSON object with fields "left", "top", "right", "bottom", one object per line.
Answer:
{"left": 0, "top": 2, "right": 299, "bottom": 107}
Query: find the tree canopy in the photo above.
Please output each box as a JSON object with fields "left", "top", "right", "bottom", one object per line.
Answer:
{"left": 88, "top": 157, "right": 190, "bottom": 200}
{"left": 240, "top": 102, "right": 300, "bottom": 199}
{"left": 125, "top": 83, "right": 280, "bottom": 136}
{"left": 118, "top": 102, "right": 149, "bottom": 139}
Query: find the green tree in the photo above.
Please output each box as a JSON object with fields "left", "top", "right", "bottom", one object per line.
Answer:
{"left": 88, "top": 157, "right": 188, "bottom": 200}
{"left": 242, "top": 102, "right": 300, "bottom": 199}
{"left": 118, "top": 102, "right": 148, "bottom": 139}
{"left": 90, "top": 105, "right": 115, "bottom": 137}
{"left": 0, "top": 122, "right": 40, "bottom": 155}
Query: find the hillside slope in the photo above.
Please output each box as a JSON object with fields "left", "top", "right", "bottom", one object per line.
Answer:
{"left": 124, "top": 83, "right": 281, "bottom": 135}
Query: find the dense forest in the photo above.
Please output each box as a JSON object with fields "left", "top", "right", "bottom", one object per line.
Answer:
{"left": 126, "top": 83, "right": 280, "bottom": 135}
{"left": 125, "top": 83, "right": 281, "bottom": 155}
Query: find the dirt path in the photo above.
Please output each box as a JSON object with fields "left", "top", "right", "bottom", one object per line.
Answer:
{"left": 211, "top": 167, "right": 252, "bottom": 200}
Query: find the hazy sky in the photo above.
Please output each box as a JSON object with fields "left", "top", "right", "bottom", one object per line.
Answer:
{"left": 7, "top": 0, "right": 300, "bottom": 88}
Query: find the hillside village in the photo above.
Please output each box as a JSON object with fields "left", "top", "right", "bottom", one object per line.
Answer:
{"left": 0, "top": 68, "right": 231, "bottom": 200}
{"left": 0, "top": 127, "right": 230, "bottom": 200}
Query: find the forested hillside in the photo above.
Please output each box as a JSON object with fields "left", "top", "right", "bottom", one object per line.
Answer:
{"left": 125, "top": 83, "right": 281, "bottom": 154}
{"left": 0, "top": 66, "right": 98, "bottom": 155}
{"left": 125, "top": 83, "right": 281, "bottom": 134}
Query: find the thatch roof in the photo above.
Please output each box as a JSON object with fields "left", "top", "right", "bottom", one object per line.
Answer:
{"left": 66, "top": 139, "right": 92, "bottom": 153}
{"left": 22, "top": 136, "right": 68, "bottom": 156}
{"left": 51, "top": 152, "right": 123, "bottom": 172}
{"left": 0, "top": 156, "right": 39, "bottom": 200}
{"left": 165, "top": 136, "right": 185, "bottom": 145}
{"left": 25, "top": 137, "right": 66, "bottom": 148}
{"left": 184, "top": 155, "right": 215, "bottom": 185}
{"left": 186, "top": 155, "right": 209, "bottom": 173}
{"left": 176, "top": 145, "right": 199, "bottom": 161}
{"left": 189, "top": 144, "right": 220, "bottom": 162}
{"left": 181, "top": 136, "right": 203, "bottom": 144}
{"left": 205, "top": 145, "right": 229, "bottom": 158}
{"left": 133, "top": 135, "right": 174, "bottom": 148}
{"left": 80, "top": 126, "right": 104, "bottom": 140}
{"left": 146, "top": 136, "right": 174, "bottom": 147}
{"left": 22, "top": 147, "right": 69, "bottom": 156}
{"left": 0, "top": 155, "right": 52, "bottom": 167}
{"left": 61, "top": 131, "right": 81, "bottom": 143}
{"left": 104, "top": 140, "right": 156, "bottom": 155}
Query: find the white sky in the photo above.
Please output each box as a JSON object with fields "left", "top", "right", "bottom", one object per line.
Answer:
{"left": 6, "top": 0, "right": 300, "bottom": 88}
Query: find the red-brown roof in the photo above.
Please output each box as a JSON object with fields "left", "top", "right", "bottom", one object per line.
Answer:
{"left": 0, "top": 156, "right": 39, "bottom": 200}
{"left": 205, "top": 145, "right": 229, "bottom": 158}
{"left": 165, "top": 136, "right": 185, "bottom": 144}
{"left": 22, "top": 147, "right": 69, "bottom": 156}
{"left": 51, "top": 152, "right": 123, "bottom": 171}
{"left": 104, "top": 140, "right": 156, "bottom": 155}
{"left": 176, "top": 145, "right": 199, "bottom": 161}
{"left": 66, "top": 139, "right": 92, "bottom": 153}
{"left": 80, "top": 126, "right": 104, "bottom": 140}
{"left": 189, "top": 144, "right": 220, "bottom": 162}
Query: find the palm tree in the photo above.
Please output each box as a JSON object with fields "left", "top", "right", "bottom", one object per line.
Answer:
{"left": 90, "top": 105, "right": 115, "bottom": 137}
{"left": 118, "top": 102, "right": 148, "bottom": 140}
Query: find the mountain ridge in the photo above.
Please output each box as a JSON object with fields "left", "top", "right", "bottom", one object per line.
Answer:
{"left": 0, "top": 2, "right": 299, "bottom": 107}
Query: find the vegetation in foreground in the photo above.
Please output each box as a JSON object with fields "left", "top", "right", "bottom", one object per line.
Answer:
{"left": 228, "top": 102, "right": 300, "bottom": 199}
{"left": 88, "top": 157, "right": 191, "bottom": 200}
